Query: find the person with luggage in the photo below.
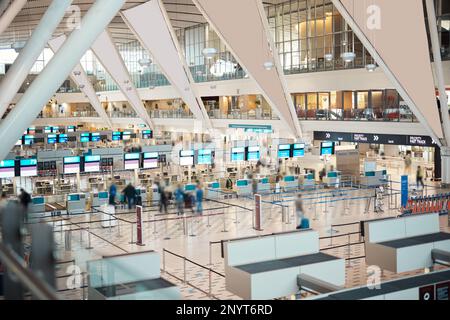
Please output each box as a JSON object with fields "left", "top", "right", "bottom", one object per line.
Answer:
{"left": 174, "top": 183, "right": 185, "bottom": 216}
{"left": 416, "top": 166, "right": 425, "bottom": 189}
{"left": 295, "top": 193, "right": 308, "bottom": 229}
{"left": 195, "top": 182, "right": 204, "bottom": 215}
{"left": 109, "top": 183, "right": 117, "bottom": 206}
{"left": 122, "top": 183, "right": 137, "bottom": 210}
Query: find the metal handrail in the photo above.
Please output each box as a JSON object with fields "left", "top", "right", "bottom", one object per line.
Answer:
{"left": 0, "top": 243, "right": 59, "bottom": 300}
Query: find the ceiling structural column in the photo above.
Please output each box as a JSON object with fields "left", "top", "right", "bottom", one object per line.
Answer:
{"left": 425, "top": 0, "right": 450, "bottom": 142}
{"left": 0, "top": 0, "right": 126, "bottom": 161}
{"left": 0, "top": 0, "right": 73, "bottom": 119}
{"left": 0, "top": 0, "right": 27, "bottom": 35}
{"left": 90, "top": 30, "right": 155, "bottom": 129}
{"left": 331, "top": 0, "right": 444, "bottom": 146}
{"left": 192, "top": 0, "right": 302, "bottom": 138}
{"left": 121, "top": 0, "right": 212, "bottom": 131}
{"left": 48, "top": 35, "right": 113, "bottom": 128}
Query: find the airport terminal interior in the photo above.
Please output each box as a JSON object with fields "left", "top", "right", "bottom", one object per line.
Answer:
{"left": 0, "top": 0, "right": 449, "bottom": 302}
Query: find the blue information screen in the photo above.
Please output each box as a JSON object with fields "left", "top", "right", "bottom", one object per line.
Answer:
{"left": 90, "top": 133, "right": 100, "bottom": 142}
{"left": 80, "top": 133, "right": 90, "bottom": 143}
{"left": 320, "top": 142, "right": 334, "bottom": 156}
{"left": 247, "top": 146, "right": 260, "bottom": 161}
{"left": 198, "top": 149, "right": 213, "bottom": 165}
{"left": 58, "top": 134, "right": 68, "bottom": 143}
{"left": 47, "top": 134, "right": 57, "bottom": 144}
{"left": 112, "top": 132, "right": 122, "bottom": 141}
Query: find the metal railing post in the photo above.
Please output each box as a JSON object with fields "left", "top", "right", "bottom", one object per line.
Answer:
{"left": 183, "top": 258, "right": 187, "bottom": 283}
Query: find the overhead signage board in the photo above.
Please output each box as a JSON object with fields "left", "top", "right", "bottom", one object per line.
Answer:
{"left": 314, "top": 131, "right": 436, "bottom": 147}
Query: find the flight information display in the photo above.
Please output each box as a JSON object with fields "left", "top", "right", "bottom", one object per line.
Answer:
{"left": 84, "top": 155, "right": 101, "bottom": 173}
{"left": 112, "top": 131, "right": 122, "bottom": 141}
{"left": 23, "top": 135, "right": 35, "bottom": 145}
{"left": 180, "top": 150, "right": 194, "bottom": 166}
{"left": 231, "top": 147, "right": 245, "bottom": 162}
{"left": 58, "top": 134, "right": 68, "bottom": 143}
{"left": 143, "top": 152, "right": 159, "bottom": 169}
{"left": 320, "top": 141, "right": 335, "bottom": 156}
{"left": 20, "top": 159, "right": 37, "bottom": 177}
{"left": 0, "top": 160, "right": 16, "bottom": 178}
{"left": 197, "top": 149, "right": 213, "bottom": 165}
{"left": 278, "top": 144, "right": 291, "bottom": 158}
{"left": 67, "top": 125, "right": 76, "bottom": 132}
{"left": 80, "top": 133, "right": 90, "bottom": 143}
{"left": 142, "top": 130, "right": 153, "bottom": 139}
{"left": 90, "top": 132, "right": 101, "bottom": 142}
{"left": 63, "top": 156, "right": 81, "bottom": 174}
{"left": 47, "top": 134, "right": 57, "bottom": 144}
{"left": 246, "top": 146, "right": 260, "bottom": 161}
{"left": 292, "top": 143, "right": 305, "bottom": 158}
{"left": 124, "top": 153, "right": 140, "bottom": 170}
{"left": 122, "top": 131, "right": 132, "bottom": 141}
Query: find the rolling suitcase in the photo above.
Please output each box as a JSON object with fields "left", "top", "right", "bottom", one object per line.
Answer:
{"left": 299, "top": 217, "right": 310, "bottom": 229}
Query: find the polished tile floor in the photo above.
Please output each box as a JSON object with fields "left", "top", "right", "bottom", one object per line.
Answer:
{"left": 40, "top": 158, "right": 450, "bottom": 300}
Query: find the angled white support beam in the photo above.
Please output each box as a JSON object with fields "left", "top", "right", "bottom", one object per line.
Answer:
{"left": 331, "top": 0, "right": 443, "bottom": 146}
{"left": 0, "top": 0, "right": 27, "bottom": 35}
{"left": 90, "top": 30, "right": 155, "bottom": 129}
{"left": 0, "top": 0, "right": 73, "bottom": 119}
{"left": 0, "top": 0, "right": 126, "bottom": 161}
{"left": 192, "top": 0, "right": 302, "bottom": 138}
{"left": 48, "top": 35, "right": 113, "bottom": 128}
{"left": 121, "top": 0, "right": 212, "bottom": 131}
{"left": 425, "top": 0, "right": 450, "bottom": 143}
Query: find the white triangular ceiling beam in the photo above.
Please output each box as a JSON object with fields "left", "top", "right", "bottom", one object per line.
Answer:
{"left": 331, "top": 0, "right": 443, "bottom": 145}
{"left": 90, "top": 29, "right": 155, "bottom": 129}
{"left": 121, "top": 0, "right": 212, "bottom": 130}
{"left": 192, "top": 0, "right": 302, "bottom": 138}
{"left": 48, "top": 35, "right": 113, "bottom": 128}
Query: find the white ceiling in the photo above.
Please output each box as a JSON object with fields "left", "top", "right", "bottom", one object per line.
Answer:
{"left": 0, "top": 0, "right": 288, "bottom": 48}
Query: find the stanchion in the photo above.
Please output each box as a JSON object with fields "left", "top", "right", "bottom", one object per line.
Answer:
{"left": 117, "top": 217, "right": 121, "bottom": 237}
{"left": 183, "top": 214, "right": 187, "bottom": 236}
{"left": 323, "top": 195, "right": 329, "bottom": 214}
{"left": 221, "top": 210, "right": 228, "bottom": 232}
{"left": 206, "top": 211, "right": 211, "bottom": 227}
{"left": 208, "top": 243, "right": 212, "bottom": 266}
{"left": 183, "top": 258, "right": 187, "bottom": 283}
{"left": 164, "top": 216, "right": 170, "bottom": 240}
{"left": 85, "top": 224, "right": 93, "bottom": 250}
{"left": 313, "top": 201, "right": 318, "bottom": 221}
{"left": 189, "top": 215, "right": 196, "bottom": 237}
{"left": 234, "top": 206, "right": 239, "bottom": 224}
{"left": 162, "top": 250, "right": 166, "bottom": 273}
{"left": 153, "top": 213, "right": 157, "bottom": 235}
{"left": 129, "top": 222, "right": 135, "bottom": 244}
{"left": 208, "top": 269, "right": 212, "bottom": 297}
{"left": 347, "top": 233, "right": 351, "bottom": 267}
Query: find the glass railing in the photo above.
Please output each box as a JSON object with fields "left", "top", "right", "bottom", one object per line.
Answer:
{"left": 296, "top": 107, "right": 418, "bottom": 122}
{"left": 207, "top": 109, "right": 279, "bottom": 120}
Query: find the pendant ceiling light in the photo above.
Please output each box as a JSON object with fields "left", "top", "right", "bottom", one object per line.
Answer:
{"left": 341, "top": 52, "right": 356, "bottom": 63}
{"left": 365, "top": 63, "right": 377, "bottom": 72}
{"left": 202, "top": 47, "right": 217, "bottom": 59}
{"left": 324, "top": 53, "right": 333, "bottom": 62}
{"left": 138, "top": 58, "right": 152, "bottom": 67}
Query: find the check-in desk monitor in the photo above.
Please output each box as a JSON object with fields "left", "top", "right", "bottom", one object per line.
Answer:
{"left": 84, "top": 155, "right": 101, "bottom": 173}
{"left": 124, "top": 153, "right": 141, "bottom": 170}
{"left": 143, "top": 152, "right": 158, "bottom": 169}
{"left": 179, "top": 150, "right": 194, "bottom": 166}
{"left": 207, "top": 182, "right": 220, "bottom": 199}
{"left": 64, "top": 156, "right": 81, "bottom": 174}
{"left": 184, "top": 184, "right": 196, "bottom": 192}
{"left": 20, "top": 159, "right": 37, "bottom": 177}
{"left": 80, "top": 133, "right": 90, "bottom": 143}
{"left": 0, "top": 160, "right": 16, "bottom": 178}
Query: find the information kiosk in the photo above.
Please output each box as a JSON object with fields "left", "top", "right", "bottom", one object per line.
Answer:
{"left": 67, "top": 193, "right": 86, "bottom": 215}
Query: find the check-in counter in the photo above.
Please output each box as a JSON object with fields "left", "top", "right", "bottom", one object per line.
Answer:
{"left": 91, "top": 191, "right": 108, "bottom": 207}
{"left": 29, "top": 196, "right": 45, "bottom": 214}
{"left": 299, "top": 173, "right": 315, "bottom": 188}
{"left": 323, "top": 171, "right": 341, "bottom": 188}
{"left": 283, "top": 175, "right": 299, "bottom": 191}
{"left": 150, "top": 184, "right": 160, "bottom": 205}
{"left": 136, "top": 187, "right": 147, "bottom": 203}
{"left": 360, "top": 170, "right": 387, "bottom": 187}
{"left": 67, "top": 193, "right": 86, "bottom": 215}
{"left": 364, "top": 213, "right": 450, "bottom": 273}
{"left": 236, "top": 179, "right": 252, "bottom": 197}
{"left": 257, "top": 178, "right": 271, "bottom": 194}
{"left": 206, "top": 182, "right": 220, "bottom": 200}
